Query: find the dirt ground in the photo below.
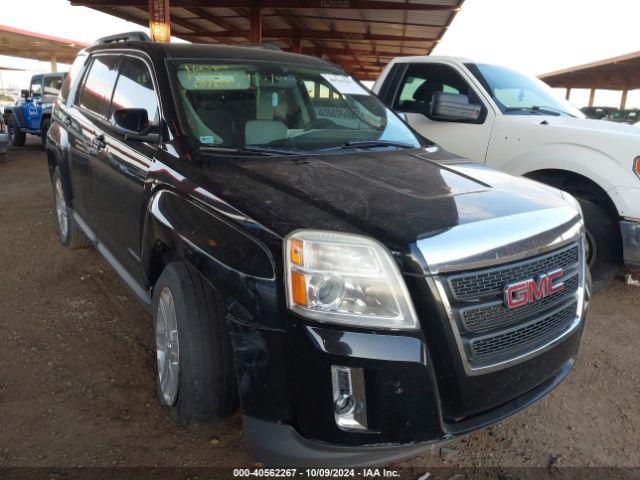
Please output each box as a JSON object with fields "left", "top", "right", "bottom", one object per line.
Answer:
{"left": 0, "top": 139, "right": 638, "bottom": 471}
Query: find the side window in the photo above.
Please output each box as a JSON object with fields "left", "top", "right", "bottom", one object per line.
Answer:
{"left": 394, "top": 64, "right": 473, "bottom": 117}
{"left": 30, "top": 78, "right": 42, "bottom": 97}
{"left": 60, "top": 55, "right": 86, "bottom": 104}
{"left": 109, "top": 57, "right": 159, "bottom": 127}
{"left": 78, "top": 55, "right": 119, "bottom": 118}
{"left": 43, "top": 76, "right": 64, "bottom": 103}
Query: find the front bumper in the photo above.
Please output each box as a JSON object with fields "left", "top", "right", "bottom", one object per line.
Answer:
{"left": 620, "top": 219, "right": 640, "bottom": 270}
{"left": 242, "top": 356, "right": 575, "bottom": 467}
{"left": 0, "top": 132, "right": 8, "bottom": 153}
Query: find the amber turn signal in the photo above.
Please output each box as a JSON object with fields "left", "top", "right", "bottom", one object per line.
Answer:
{"left": 290, "top": 239, "right": 303, "bottom": 266}
{"left": 290, "top": 270, "right": 307, "bottom": 306}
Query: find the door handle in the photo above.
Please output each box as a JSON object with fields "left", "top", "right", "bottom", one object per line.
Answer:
{"left": 92, "top": 135, "right": 106, "bottom": 150}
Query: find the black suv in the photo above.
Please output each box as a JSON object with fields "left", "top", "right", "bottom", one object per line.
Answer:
{"left": 47, "top": 32, "right": 589, "bottom": 466}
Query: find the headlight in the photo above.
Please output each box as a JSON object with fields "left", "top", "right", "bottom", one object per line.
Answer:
{"left": 285, "top": 230, "right": 419, "bottom": 330}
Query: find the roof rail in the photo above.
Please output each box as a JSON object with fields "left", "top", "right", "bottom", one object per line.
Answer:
{"left": 94, "top": 31, "right": 151, "bottom": 45}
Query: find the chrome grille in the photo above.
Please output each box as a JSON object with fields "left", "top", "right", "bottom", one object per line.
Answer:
{"left": 448, "top": 245, "right": 579, "bottom": 300}
{"left": 461, "top": 274, "right": 579, "bottom": 332}
{"left": 437, "top": 240, "right": 584, "bottom": 374}
{"left": 470, "top": 302, "right": 577, "bottom": 360}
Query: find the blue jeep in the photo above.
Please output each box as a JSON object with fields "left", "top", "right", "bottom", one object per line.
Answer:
{"left": 4, "top": 72, "right": 66, "bottom": 148}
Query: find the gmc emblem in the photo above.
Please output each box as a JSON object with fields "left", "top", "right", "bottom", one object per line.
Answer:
{"left": 504, "top": 269, "right": 564, "bottom": 309}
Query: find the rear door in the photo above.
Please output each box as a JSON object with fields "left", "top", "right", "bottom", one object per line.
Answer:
{"left": 67, "top": 54, "right": 120, "bottom": 224}
{"left": 381, "top": 62, "right": 495, "bottom": 163}
{"left": 93, "top": 55, "right": 160, "bottom": 280}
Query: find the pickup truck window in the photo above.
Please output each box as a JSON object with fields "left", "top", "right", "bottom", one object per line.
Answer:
{"left": 109, "top": 57, "right": 159, "bottom": 127}
{"left": 169, "top": 61, "right": 421, "bottom": 153}
{"left": 466, "top": 63, "right": 582, "bottom": 117}
{"left": 393, "top": 63, "right": 474, "bottom": 116}
{"left": 78, "top": 55, "right": 119, "bottom": 118}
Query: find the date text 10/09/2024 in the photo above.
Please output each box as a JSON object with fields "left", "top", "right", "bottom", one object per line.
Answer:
{"left": 233, "top": 469, "right": 402, "bottom": 477}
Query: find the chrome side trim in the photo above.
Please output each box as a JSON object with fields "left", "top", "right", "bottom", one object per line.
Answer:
{"left": 431, "top": 237, "right": 586, "bottom": 376}
{"left": 416, "top": 206, "right": 584, "bottom": 274}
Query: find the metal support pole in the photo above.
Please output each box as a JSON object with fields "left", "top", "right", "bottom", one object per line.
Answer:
{"left": 292, "top": 36, "right": 301, "bottom": 54}
{"left": 565, "top": 88, "right": 571, "bottom": 100}
{"left": 621, "top": 90, "right": 628, "bottom": 109}
{"left": 50, "top": 56, "right": 58, "bottom": 73}
{"left": 588, "top": 88, "right": 596, "bottom": 107}
{"left": 250, "top": 7, "right": 262, "bottom": 44}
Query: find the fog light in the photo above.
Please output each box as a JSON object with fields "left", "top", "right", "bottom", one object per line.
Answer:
{"left": 331, "top": 366, "right": 369, "bottom": 432}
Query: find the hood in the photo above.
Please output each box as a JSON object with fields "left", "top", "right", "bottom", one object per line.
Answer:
{"left": 196, "top": 146, "right": 577, "bottom": 254}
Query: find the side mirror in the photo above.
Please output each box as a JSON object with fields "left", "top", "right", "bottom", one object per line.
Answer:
{"left": 21, "top": 89, "right": 30, "bottom": 99}
{"left": 112, "top": 108, "right": 160, "bottom": 143}
{"left": 430, "top": 91, "right": 482, "bottom": 122}
{"left": 113, "top": 108, "right": 149, "bottom": 132}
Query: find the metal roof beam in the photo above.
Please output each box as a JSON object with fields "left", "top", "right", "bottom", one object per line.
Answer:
{"left": 179, "top": 29, "right": 435, "bottom": 41}
{"left": 71, "top": 0, "right": 456, "bottom": 11}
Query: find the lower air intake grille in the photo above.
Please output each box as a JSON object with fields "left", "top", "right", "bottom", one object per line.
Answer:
{"left": 469, "top": 302, "right": 578, "bottom": 361}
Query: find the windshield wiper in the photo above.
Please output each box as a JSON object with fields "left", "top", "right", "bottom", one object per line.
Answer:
{"left": 505, "top": 106, "right": 571, "bottom": 117}
{"left": 199, "top": 145, "right": 303, "bottom": 156}
{"left": 323, "top": 139, "right": 417, "bottom": 151}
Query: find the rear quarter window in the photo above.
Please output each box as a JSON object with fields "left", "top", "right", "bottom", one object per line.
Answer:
{"left": 60, "top": 55, "right": 86, "bottom": 105}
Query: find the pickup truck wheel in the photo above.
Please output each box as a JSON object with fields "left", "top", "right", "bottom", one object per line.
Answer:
{"left": 52, "top": 168, "right": 91, "bottom": 249}
{"left": 41, "top": 119, "right": 50, "bottom": 150}
{"left": 8, "top": 117, "right": 26, "bottom": 147}
{"left": 577, "top": 197, "right": 621, "bottom": 293}
{"left": 153, "top": 262, "right": 237, "bottom": 425}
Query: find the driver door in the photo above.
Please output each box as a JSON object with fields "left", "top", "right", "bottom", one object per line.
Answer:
{"left": 389, "top": 62, "right": 495, "bottom": 163}
{"left": 26, "top": 76, "right": 43, "bottom": 131}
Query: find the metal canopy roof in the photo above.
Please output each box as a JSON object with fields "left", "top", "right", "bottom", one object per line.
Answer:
{"left": 0, "top": 24, "right": 88, "bottom": 65}
{"left": 69, "top": 0, "right": 464, "bottom": 80}
{"left": 540, "top": 51, "right": 640, "bottom": 91}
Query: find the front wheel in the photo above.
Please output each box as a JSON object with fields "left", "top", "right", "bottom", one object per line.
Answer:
{"left": 153, "top": 262, "right": 237, "bottom": 425}
{"left": 8, "top": 116, "right": 26, "bottom": 147}
{"left": 577, "top": 197, "right": 621, "bottom": 293}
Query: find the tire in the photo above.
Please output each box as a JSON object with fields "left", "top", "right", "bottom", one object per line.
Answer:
{"left": 8, "top": 116, "right": 26, "bottom": 147}
{"left": 51, "top": 167, "right": 91, "bottom": 249}
{"left": 577, "top": 197, "right": 621, "bottom": 293}
{"left": 41, "top": 118, "right": 50, "bottom": 150}
{"left": 152, "top": 262, "right": 237, "bottom": 425}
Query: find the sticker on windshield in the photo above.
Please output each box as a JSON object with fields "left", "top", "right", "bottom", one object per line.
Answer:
{"left": 200, "top": 135, "right": 216, "bottom": 144}
{"left": 321, "top": 74, "right": 369, "bottom": 96}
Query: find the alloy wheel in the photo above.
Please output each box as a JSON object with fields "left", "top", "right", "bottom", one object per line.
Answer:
{"left": 156, "top": 286, "right": 180, "bottom": 406}
{"left": 54, "top": 176, "right": 69, "bottom": 239}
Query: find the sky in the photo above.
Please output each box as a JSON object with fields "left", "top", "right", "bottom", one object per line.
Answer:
{"left": 1, "top": 0, "right": 639, "bottom": 107}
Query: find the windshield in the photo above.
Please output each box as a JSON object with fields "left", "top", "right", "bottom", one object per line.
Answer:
{"left": 467, "top": 63, "right": 584, "bottom": 118}
{"left": 169, "top": 61, "right": 422, "bottom": 153}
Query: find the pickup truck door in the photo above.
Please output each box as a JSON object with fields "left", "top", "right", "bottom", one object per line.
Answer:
{"left": 92, "top": 56, "right": 160, "bottom": 281}
{"left": 379, "top": 62, "right": 495, "bottom": 163}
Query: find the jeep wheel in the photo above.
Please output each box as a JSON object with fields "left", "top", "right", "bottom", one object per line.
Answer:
{"left": 577, "top": 197, "right": 621, "bottom": 293}
{"left": 41, "top": 119, "right": 50, "bottom": 150}
{"left": 52, "top": 168, "right": 91, "bottom": 249}
{"left": 8, "top": 116, "right": 26, "bottom": 147}
{"left": 153, "top": 262, "right": 237, "bottom": 425}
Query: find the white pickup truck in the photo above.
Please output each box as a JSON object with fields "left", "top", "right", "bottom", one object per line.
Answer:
{"left": 373, "top": 56, "right": 640, "bottom": 291}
